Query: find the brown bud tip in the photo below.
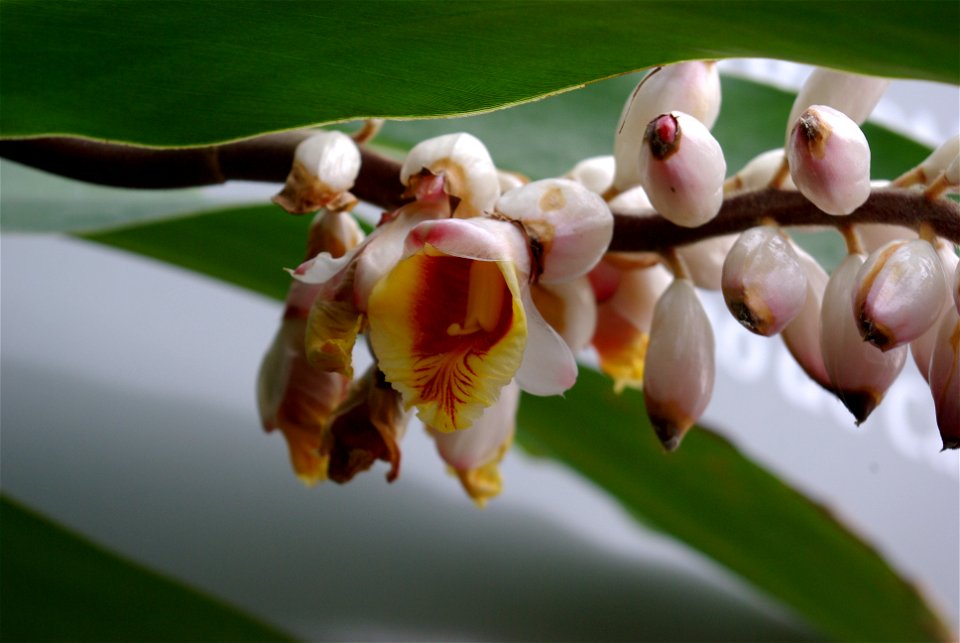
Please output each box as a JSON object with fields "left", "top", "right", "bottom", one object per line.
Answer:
{"left": 644, "top": 114, "right": 681, "bottom": 160}
{"left": 650, "top": 417, "right": 690, "bottom": 452}
{"left": 837, "top": 389, "right": 881, "bottom": 425}
{"left": 941, "top": 438, "right": 960, "bottom": 451}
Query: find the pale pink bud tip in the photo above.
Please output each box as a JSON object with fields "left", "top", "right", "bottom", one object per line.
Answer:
{"left": 853, "top": 240, "right": 947, "bottom": 351}
{"left": 722, "top": 226, "right": 807, "bottom": 336}
{"left": 788, "top": 105, "right": 871, "bottom": 216}
{"left": 638, "top": 111, "right": 726, "bottom": 228}
{"left": 643, "top": 279, "right": 715, "bottom": 450}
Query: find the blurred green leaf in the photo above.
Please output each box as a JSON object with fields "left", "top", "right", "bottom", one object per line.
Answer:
{"left": 80, "top": 200, "right": 949, "bottom": 641}
{"left": 516, "top": 371, "right": 949, "bottom": 642}
{"left": 2, "top": 1, "right": 956, "bottom": 146}
{"left": 0, "top": 494, "right": 293, "bottom": 642}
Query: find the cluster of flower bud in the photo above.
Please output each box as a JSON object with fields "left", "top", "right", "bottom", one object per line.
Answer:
{"left": 602, "top": 61, "right": 958, "bottom": 451}
{"left": 258, "top": 61, "right": 959, "bottom": 506}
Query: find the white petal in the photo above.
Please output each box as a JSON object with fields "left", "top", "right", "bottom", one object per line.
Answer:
{"left": 294, "top": 131, "right": 362, "bottom": 193}
{"left": 515, "top": 288, "right": 578, "bottom": 395}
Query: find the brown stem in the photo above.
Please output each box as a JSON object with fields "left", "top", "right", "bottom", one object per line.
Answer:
{"left": 1, "top": 135, "right": 957, "bottom": 249}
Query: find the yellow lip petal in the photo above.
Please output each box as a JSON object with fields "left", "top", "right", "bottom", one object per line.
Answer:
{"left": 368, "top": 249, "right": 527, "bottom": 433}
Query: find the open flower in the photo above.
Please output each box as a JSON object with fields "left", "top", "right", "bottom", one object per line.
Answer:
{"left": 367, "top": 217, "right": 578, "bottom": 433}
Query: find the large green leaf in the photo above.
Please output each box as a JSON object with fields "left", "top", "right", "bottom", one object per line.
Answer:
{"left": 2, "top": 1, "right": 956, "bottom": 146}
{"left": 0, "top": 494, "right": 292, "bottom": 642}
{"left": 80, "top": 202, "right": 949, "bottom": 641}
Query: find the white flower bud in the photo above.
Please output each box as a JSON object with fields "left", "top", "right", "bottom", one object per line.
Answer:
{"left": 726, "top": 148, "right": 796, "bottom": 193}
{"left": 853, "top": 239, "right": 948, "bottom": 351}
{"left": 496, "top": 169, "right": 528, "bottom": 193}
{"left": 954, "top": 259, "right": 960, "bottom": 316}
{"left": 638, "top": 111, "right": 726, "bottom": 227}
{"left": 781, "top": 245, "right": 832, "bottom": 390}
{"left": 565, "top": 155, "right": 615, "bottom": 195}
{"left": 676, "top": 236, "right": 737, "bottom": 291}
{"left": 613, "top": 62, "right": 721, "bottom": 192}
{"left": 928, "top": 308, "right": 960, "bottom": 449}
{"left": 273, "top": 131, "right": 361, "bottom": 214}
{"left": 786, "top": 68, "right": 889, "bottom": 141}
{"left": 911, "top": 244, "right": 959, "bottom": 381}
{"left": 821, "top": 254, "right": 906, "bottom": 424}
{"left": 643, "top": 279, "right": 715, "bottom": 451}
{"left": 400, "top": 133, "right": 500, "bottom": 217}
{"left": 856, "top": 222, "right": 917, "bottom": 253}
{"left": 496, "top": 178, "right": 613, "bottom": 283}
{"left": 787, "top": 105, "right": 871, "bottom": 216}
{"left": 722, "top": 226, "right": 807, "bottom": 336}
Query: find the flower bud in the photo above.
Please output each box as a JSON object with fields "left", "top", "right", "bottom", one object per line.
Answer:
{"left": 786, "top": 68, "right": 889, "bottom": 140}
{"left": 400, "top": 132, "right": 500, "bottom": 217}
{"left": 722, "top": 226, "right": 807, "bottom": 336}
{"left": 432, "top": 381, "right": 520, "bottom": 506}
{"left": 496, "top": 169, "right": 528, "bottom": 193}
{"left": 613, "top": 62, "right": 721, "bottom": 192}
{"left": 853, "top": 239, "right": 948, "bottom": 351}
{"left": 273, "top": 131, "right": 361, "bottom": 214}
{"left": 725, "top": 148, "right": 796, "bottom": 193}
{"left": 565, "top": 155, "right": 615, "bottom": 195}
{"left": 894, "top": 135, "right": 959, "bottom": 188}
{"left": 787, "top": 105, "right": 871, "bottom": 215}
{"left": 821, "top": 254, "right": 906, "bottom": 424}
{"left": 928, "top": 308, "right": 960, "bottom": 449}
{"left": 638, "top": 112, "right": 726, "bottom": 227}
{"left": 495, "top": 178, "right": 614, "bottom": 283}
{"left": 593, "top": 264, "right": 671, "bottom": 392}
{"left": 781, "top": 245, "right": 832, "bottom": 390}
{"left": 643, "top": 279, "right": 715, "bottom": 451}
{"left": 954, "top": 260, "right": 960, "bottom": 316}
{"left": 911, "top": 243, "right": 959, "bottom": 381}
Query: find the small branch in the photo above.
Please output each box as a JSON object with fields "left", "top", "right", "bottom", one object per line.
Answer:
{"left": 1, "top": 135, "right": 957, "bottom": 249}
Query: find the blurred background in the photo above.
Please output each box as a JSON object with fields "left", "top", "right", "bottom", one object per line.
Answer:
{"left": 2, "top": 60, "right": 958, "bottom": 639}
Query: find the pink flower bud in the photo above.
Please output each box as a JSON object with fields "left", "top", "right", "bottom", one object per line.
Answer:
{"left": 613, "top": 62, "right": 721, "bottom": 192}
{"left": 722, "top": 226, "right": 807, "bottom": 336}
{"left": 495, "top": 178, "right": 614, "bottom": 283}
{"left": 821, "top": 254, "right": 907, "bottom": 424}
{"left": 643, "top": 279, "right": 715, "bottom": 451}
{"left": 781, "top": 245, "right": 832, "bottom": 390}
{"left": 853, "top": 239, "right": 948, "bottom": 351}
{"left": 787, "top": 68, "right": 889, "bottom": 139}
{"left": 787, "top": 105, "right": 871, "bottom": 215}
{"left": 928, "top": 308, "right": 960, "bottom": 449}
{"left": 638, "top": 111, "right": 726, "bottom": 227}
{"left": 400, "top": 133, "right": 500, "bottom": 217}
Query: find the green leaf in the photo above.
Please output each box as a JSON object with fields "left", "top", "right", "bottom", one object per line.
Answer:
{"left": 2, "top": 1, "right": 956, "bottom": 146}
{"left": 80, "top": 200, "right": 949, "bottom": 641}
{"left": 0, "top": 494, "right": 293, "bottom": 642}
{"left": 516, "top": 371, "right": 948, "bottom": 642}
